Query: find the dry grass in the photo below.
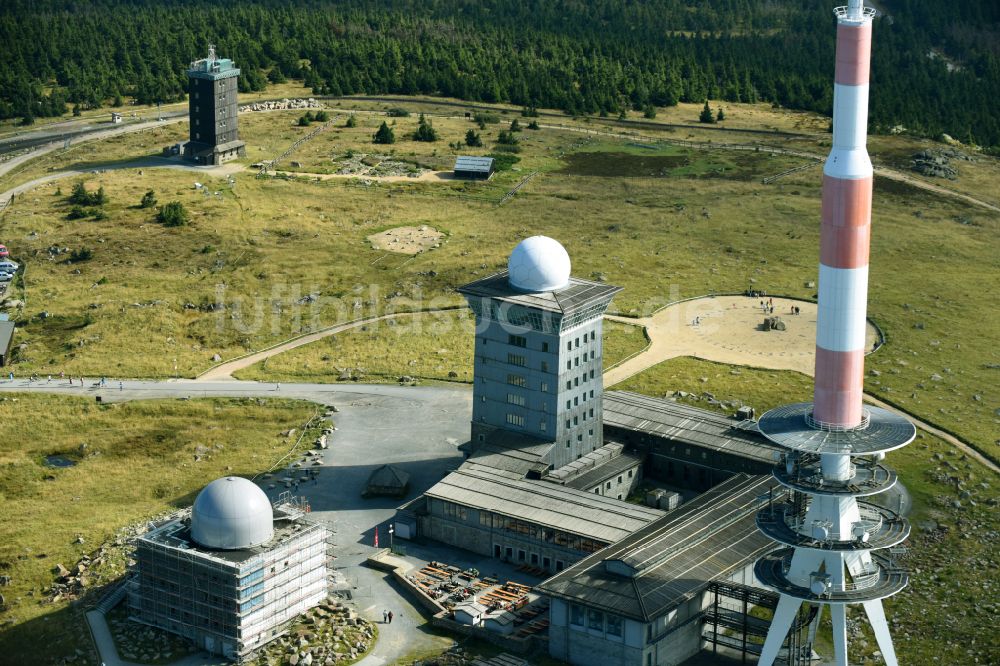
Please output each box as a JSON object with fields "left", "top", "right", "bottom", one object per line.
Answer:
{"left": 233, "top": 311, "right": 647, "bottom": 384}
{"left": 0, "top": 98, "right": 997, "bottom": 461}
{"left": 0, "top": 393, "right": 316, "bottom": 664}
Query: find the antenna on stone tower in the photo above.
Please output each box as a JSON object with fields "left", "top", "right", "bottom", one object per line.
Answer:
{"left": 207, "top": 44, "right": 217, "bottom": 62}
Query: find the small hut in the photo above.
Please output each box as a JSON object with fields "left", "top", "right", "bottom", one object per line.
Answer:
{"left": 364, "top": 464, "right": 410, "bottom": 498}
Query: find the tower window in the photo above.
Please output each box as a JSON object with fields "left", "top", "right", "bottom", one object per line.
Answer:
{"left": 506, "top": 413, "right": 525, "bottom": 427}
{"left": 508, "top": 334, "right": 527, "bottom": 348}
{"left": 542, "top": 342, "right": 549, "bottom": 352}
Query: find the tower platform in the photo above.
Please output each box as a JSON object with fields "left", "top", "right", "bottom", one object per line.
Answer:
{"left": 756, "top": 500, "right": 909, "bottom": 551}
{"left": 755, "top": 548, "right": 908, "bottom": 603}
{"left": 773, "top": 453, "right": 897, "bottom": 496}
{"left": 757, "top": 402, "right": 915, "bottom": 455}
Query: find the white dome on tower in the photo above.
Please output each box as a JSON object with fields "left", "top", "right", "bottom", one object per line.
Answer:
{"left": 507, "top": 236, "right": 571, "bottom": 292}
{"left": 190, "top": 476, "right": 274, "bottom": 550}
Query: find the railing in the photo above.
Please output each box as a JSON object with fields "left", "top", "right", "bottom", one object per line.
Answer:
{"left": 805, "top": 408, "right": 871, "bottom": 432}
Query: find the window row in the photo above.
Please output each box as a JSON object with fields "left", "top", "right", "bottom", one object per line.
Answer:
{"left": 569, "top": 604, "right": 624, "bottom": 637}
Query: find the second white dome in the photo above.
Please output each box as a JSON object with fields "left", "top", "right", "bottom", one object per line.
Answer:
{"left": 508, "top": 236, "right": 571, "bottom": 292}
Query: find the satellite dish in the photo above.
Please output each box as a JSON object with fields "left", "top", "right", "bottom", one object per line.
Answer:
{"left": 812, "top": 524, "right": 829, "bottom": 540}
{"left": 810, "top": 579, "right": 829, "bottom": 596}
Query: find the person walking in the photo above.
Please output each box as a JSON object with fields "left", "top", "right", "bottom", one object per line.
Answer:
{"left": 387, "top": 611, "right": 393, "bottom": 624}
{"left": 119, "top": 380, "right": 123, "bottom": 391}
{"left": 383, "top": 610, "right": 388, "bottom": 623}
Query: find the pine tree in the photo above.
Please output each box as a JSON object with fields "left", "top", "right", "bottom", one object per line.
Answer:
{"left": 413, "top": 113, "right": 438, "bottom": 142}
{"left": 699, "top": 100, "right": 715, "bottom": 124}
{"left": 157, "top": 201, "right": 188, "bottom": 227}
{"left": 509, "top": 118, "right": 521, "bottom": 132}
{"left": 373, "top": 121, "right": 395, "bottom": 144}
{"left": 345, "top": 114, "right": 357, "bottom": 128}
{"left": 465, "top": 129, "right": 482, "bottom": 147}
{"left": 140, "top": 190, "right": 157, "bottom": 209}
{"left": 716, "top": 107, "right": 725, "bottom": 122}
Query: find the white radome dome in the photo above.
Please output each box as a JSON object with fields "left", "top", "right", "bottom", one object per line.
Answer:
{"left": 507, "top": 236, "right": 571, "bottom": 292}
{"left": 191, "top": 476, "right": 274, "bottom": 550}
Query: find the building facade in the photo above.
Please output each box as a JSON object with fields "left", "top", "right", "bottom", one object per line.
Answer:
{"left": 539, "top": 475, "right": 780, "bottom": 666}
{"left": 184, "top": 45, "right": 246, "bottom": 165}
{"left": 130, "top": 479, "right": 327, "bottom": 660}
{"left": 459, "top": 236, "right": 621, "bottom": 470}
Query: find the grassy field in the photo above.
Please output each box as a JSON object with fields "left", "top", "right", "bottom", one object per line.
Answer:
{"left": 0, "top": 394, "right": 317, "bottom": 664}
{"left": 617, "top": 357, "right": 999, "bottom": 666}
{"left": 233, "top": 312, "right": 647, "bottom": 384}
{"left": 0, "top": 96, "right": 997, "bottom": 462}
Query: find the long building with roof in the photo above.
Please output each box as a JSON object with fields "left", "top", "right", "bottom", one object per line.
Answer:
{"left": 538, "top": 475, "right": 781, "bottom": 666}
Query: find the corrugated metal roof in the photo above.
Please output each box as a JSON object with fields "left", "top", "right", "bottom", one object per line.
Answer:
{"left": 459, "top": 271, "right": 622, "bottom": 315}
{"left": 536, "top": 475, "right": 780, "bottom": 621}
{"left": 603, "top": 391, "right": 781, "bottom": 465}
{"left": 562, "top": 453, "right": 643, "bottom": 492}
{"left": 454, "top": 156, "right": 495, "bottom": 172}
{"left": 0, "top": 321, "right": 14, "bottom": 354}
{"left": 424, "top": 466, "right": 664, "bottom": 544}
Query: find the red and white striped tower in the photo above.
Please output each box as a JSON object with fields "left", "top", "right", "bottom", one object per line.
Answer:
{"left": 814, "top": 0, "right": 874, "bottom": 430}
{"left": 753, "top": 3, "right": 916, "bottom": 666}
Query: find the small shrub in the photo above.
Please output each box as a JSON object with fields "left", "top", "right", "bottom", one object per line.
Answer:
{"left": 386, "top": 108, "right": 410, "bottom": 117}
{"left": 527, "top": 120, "right": 540, "bottom": 130}
{"left": 509, "top": 119, "right": 522, "bottom": 132}
{"left": 297, "top": 115, "right": 311, "bottom": 127}
{"left": 487, "top": 153, "right": 521, "bottom": 171}
{"left": 157, "top": 201, "right": 189, "bottom": 227}
{"left": 139, "top": 190, "right": 157, "bottom": 209}
{"left": 315, "top": 110, "right": 329, "bottom": 122}
{"left": 465, "top": 129, "right": 482, "bottom": 147}
{"left": 413, "top": 114, "right": 438, "bottom": 142}
{"left": 473, "top": 112, "right": 500, "bottom": 125}
{"left": 66, "top": 206, "right": 90, "bottom": 220}
{"left": 497, "top": 130, "right": 519, "bottom": 146}
{"left": 70, "top": 248, "right": 93, "bottom": 262}
{"left": 345, "top": 114, "right": 357, "bottom": 128}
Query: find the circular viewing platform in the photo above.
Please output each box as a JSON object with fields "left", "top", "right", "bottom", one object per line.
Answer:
{"left": 757, "top": 403, "right": 916, "bottom": 455}
{"left": 756, "top": 500, "right": 910, "bottom": 552}
{"left": 755, "top": 548, "right": 908, "bottom": 603}
{"left": 773, "top": 454, "right": 898, "bottom": 497}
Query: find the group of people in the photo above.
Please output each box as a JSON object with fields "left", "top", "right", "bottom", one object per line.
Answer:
{"left": 5, "top": 371, "right": 123, "bottom": 390}
{"left": 760, "top": 298, "right": 775, "bottom": 315}
{"left": 381, "top": 610, "right": 395, "bottom": 624}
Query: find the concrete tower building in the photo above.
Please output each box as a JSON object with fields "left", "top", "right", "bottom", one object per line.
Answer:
{"left": 183, "top": 45, "right": 246, "bottom": 165}
{"left": 753, "top": 3, "right": 915, "bottom": 665}
{"left": 130, "top": 477, "right": 327, "bottom": 660}
{"left": 459, "top": 236, "right": 621, "bottom": 471}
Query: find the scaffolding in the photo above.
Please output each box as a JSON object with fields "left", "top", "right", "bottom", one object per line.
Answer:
{"left": 128, "top": 505, "right": 328, "bottom": 660}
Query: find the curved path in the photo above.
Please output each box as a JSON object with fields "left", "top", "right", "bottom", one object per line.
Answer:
{"left": 197, "top": 307, "right": 465, "bottom": 381}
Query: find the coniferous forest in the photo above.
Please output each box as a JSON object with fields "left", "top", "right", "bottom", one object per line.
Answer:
{"left": 1, "top": 0, "right": 998, "bottom": 147}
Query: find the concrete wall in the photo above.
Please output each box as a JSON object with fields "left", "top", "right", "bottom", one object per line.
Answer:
{"left": 549, "top": 597, "right": 645, "bottom": 666}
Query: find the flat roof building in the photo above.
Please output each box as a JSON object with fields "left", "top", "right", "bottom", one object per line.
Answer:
{"left": 129, "top": 478, "right": 327, "bottom": 660}
{"left": 538, "top": 474, "right": 780, "bottom": 666}
{"left": 184, "top": 45, "right": 246, "bottom": 165}
{"left": 453, "top": 156, "right": 495, "bottom": 179}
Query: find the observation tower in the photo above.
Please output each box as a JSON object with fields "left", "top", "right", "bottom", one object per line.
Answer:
{"left": 754, "top": 3, "right": 915, "bottom": 665}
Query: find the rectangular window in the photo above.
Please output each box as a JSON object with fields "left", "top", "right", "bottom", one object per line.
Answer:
{"left": 506, "top": 413, "right": 525, "bottom": 427}
{"left": 570, "top": 605, "right": 585, "bottom": 627}
{"left": 566, "top": 381, "right": 571, "bottom": 390}
{"left": 567, "top": 341, "right": 572, "bottom": 351}
{"left": 574, "top": 397, "right": 579, "bottom": 406}
{"left": 607, "top": 614, "right": 623, "bottom": 636}
{"left": 589, "top": 408, "right": 594, "bottom": 418}
{"left": 574, "top": 357, "right": 579, "bottom": 367}
{"left": 591, "top": 331, "right": 596, "bottom": 341}
{"left": 566, "top": 400, "right": 571, "bottom": 410}
{"left": 541, "top": 382, "right": 549, "bottom": 393}
{"left": 590, "top": 369, "right": 595, "bottom": 379}
{"left": 618, "top": 475, "right": 623, "bottom": 483}
{"left": 507, "top": 353, "right": 526, "bottom": 366}
{"left": 574, "top": 377, "right": 579, "bottom": 387}
{"left": 591, "top": 350, "right": 595, "bottom": 360}
{"left": 575, "top": 337, "right": 580, "bottom": 348}
{"left": 565, "top": 420, "right": 571, "bottom": 429}
{"left": 542, "top": 342, "right": 549, "bottom": 352}
{"left": 588, "top": 608, "right": 604, "bottom": 632}
{"left": 508, "top": 334, "right": 527, "bottom": 348}
{"left": 507, "top": 393, "right": 526, "bottom": 406}
{"left": 566, "top": 360, "right": 572, "bottom": 370}
{"left": 507, "top": 374, "right": 526, "bottom": 387}
{"left": 541, "top": 361, "right": 548, "bottom": 372}
{"left": 573, "top": 416, "right": 578, "bottom": 426}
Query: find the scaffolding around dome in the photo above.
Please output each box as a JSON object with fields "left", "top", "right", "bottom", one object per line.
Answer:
{"left": 129, "top": 482, "right": 328, "bottom": 660}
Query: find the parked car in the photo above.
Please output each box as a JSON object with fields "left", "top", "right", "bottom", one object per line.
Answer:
{"left": 0, "top": 271, "right": 13, "bottom": 282}
{"left": 0, "top": 245, "right": 8, "bottom": 258}
{"left": 0, "top": 261, "right": 17, "bottom": 273}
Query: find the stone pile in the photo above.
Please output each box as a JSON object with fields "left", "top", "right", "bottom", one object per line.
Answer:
{"left": 241, "top": 98, "right": 323, "bottom": 113}
{"left": 910, "top": 148, "right": 972, "bottom": 179}
{"left": 250, "top": 598, "right": 376, "bottom": 665}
